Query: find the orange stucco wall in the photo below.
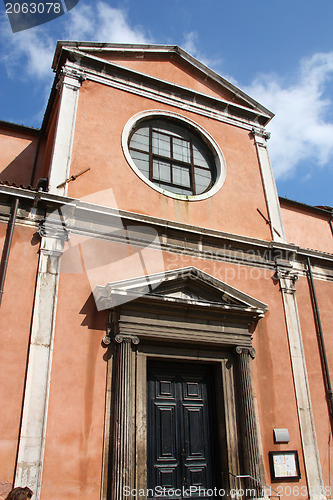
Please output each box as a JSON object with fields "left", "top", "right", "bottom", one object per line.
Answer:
{"left": 40, "top": 248, "right": 108, "bottom": 498}
{"left": 281, "top": 203, "right": 333, "bottom": 254}
{"left": 39, "top": 232, "right": 311, "bottom": 497}
{"left": 0, "top": 126, "right": 38, "bottom": 186}
{"left": 297, "top": 276, "right": 333, "bottom": 489}
{"left": 0, "top": 224, "right": 39, "bottom": 492}
{"left": 40, "top": 95, "right": 60, "bottom": 183}
{"left": 66, "top": 80, "right": 271, "bottom": 242}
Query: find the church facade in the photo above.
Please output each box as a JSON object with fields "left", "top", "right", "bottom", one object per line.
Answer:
{"left": 0, "top": 42, "right": 332, "bottom": 500}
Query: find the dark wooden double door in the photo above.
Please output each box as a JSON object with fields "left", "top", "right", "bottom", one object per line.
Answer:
{"left": 147, "top": 361, "right": 219, "bottom": 497}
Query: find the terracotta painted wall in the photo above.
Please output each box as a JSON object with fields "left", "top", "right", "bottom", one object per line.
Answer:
{"left": 40, "top": 233, "right": 308, "bottom": 497}
{"left": 65, "top": 80, "right": 272, "bottom": 242}
{"left": 39, "top": 96, "right": 60, "bottom": 183}
{"left": 40, "top": 265, "right": 108, "bottom": 499}
{"left": 281, "top": 203, "right": 333, "bottom": 254}
{"left": 0, "top": 224, "right": 39, "bottom": 496}
{"left": 297, "top": 276, "right": 333, "bottom": 490}
{"left": 0, "top": 126, "right": 38, "bottom": 186}
{"left": 89, "top": 54, "right": 250, "bottom": 106}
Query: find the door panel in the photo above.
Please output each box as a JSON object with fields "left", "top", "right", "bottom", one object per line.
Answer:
{"left": 148, "top": 362, "right": 219, "bottom": 497}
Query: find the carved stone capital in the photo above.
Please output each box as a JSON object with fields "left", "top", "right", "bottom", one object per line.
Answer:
{"left": 275, "top": 269, "right": 299, "bottom": 293}
{"left": 251, "top": 127, "right": 271, "bottom": 146}
{"left": 115, "top": 334, "right": 140, "bottom": 345}
{"left": 38, "top": 221, "right": 70, "bottom": 242}
{"left": 235, "top": 346, "right": 256, "bottom": 359}
{"left": 57, "top": 68, "right": 86, "bottom": 92}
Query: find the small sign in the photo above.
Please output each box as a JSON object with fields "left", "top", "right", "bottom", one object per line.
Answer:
{"left": 269, "top": 451, "right": 301, "bottom": 480}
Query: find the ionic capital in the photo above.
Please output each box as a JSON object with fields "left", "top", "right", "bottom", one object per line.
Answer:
{"left": 275, "top": 269, "right": 299, "bottom": 293}
{"left": 115, "top": 334, "right": 140, "bottom": 345}
{"left": 235, "top": 346, "right": 256, "bottom": 359}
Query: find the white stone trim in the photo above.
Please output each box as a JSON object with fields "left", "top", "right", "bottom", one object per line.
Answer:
{"left": 122, "top": 110, "right": 226, "bottom": 201}
{"left": 14, "top": 236, "right": 63, "bottom": 499}
{"left": 277, "top": 271, "right": 325, "bottom": 500}
{"left": 64, "top": 59, "right": 268, "bottom": 133}
{"left": 253, "top": 130, "right": 286, "bottom": 243}
{"left": 48, "top": 71, "right": 81, "bottom": 195}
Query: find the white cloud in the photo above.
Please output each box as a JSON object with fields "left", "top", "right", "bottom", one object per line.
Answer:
{"left": 245, "top": 52, "right": 333, "bottom": 179}
{"left": 0, "top": 2, "right": 149, "bottom": 82}
{"left": 0, "top": 17, "right": 54, "bottom": 79}
{"left": 66, "top": 2, "right": 149, "bottom": 43}
{"left": 181, "top": 31, "right": 222, "bottom": 72}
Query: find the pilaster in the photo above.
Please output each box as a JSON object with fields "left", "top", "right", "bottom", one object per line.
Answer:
{"left": 48, "top": 68, "right": 83, "bottom": 195}
{"left": 276, "top": 269, "right": 325, "bottom": 500}
{"left": 252, "top": 128, "right": 286, "bottom": 243}
{"left": 14, "top": 225, "right": 67, "bottom": 498}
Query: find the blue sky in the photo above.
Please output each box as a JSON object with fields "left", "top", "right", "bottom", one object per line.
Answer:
{"left": 0, "top": 0, "right": 333, "bottom": 207}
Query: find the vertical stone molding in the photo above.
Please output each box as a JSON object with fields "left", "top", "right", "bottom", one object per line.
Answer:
{"left": 235, "top": 346, "right": 262, "bottom": 498}
{"left": 276, "top": 270, "right": 325, "bottom": 500}
{"left": 111, "top": 334, "right": 139, "bottom": 500}
{"left": 252, "top": 128, "right": 286, "bottom": 243}
{"left": 48, "top": 68, "right": 83, "bottom": 195}
{"left": 15, "top": 229, "right": 66, "bottom": 498}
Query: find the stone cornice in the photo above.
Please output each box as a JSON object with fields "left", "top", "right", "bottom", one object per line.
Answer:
{"left": 62, "top": 54, "right": 271, "bottom": 131}
{"left": 0, "top": 186, "right": 332, "bottom": 278}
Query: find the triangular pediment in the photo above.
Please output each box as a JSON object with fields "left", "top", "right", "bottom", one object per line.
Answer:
{"left": 94, "top": 267, "right": 268, "bottom": 317}
{"left": 53, "top": 42, "right": 273, "bottom": 124}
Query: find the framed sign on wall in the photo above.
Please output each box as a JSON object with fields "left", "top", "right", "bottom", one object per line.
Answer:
{"left": 269, "top": 451, "right": 301, "bottom": 480}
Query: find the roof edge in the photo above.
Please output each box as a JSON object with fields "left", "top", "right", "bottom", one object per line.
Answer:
{"left": 0, "top": 120, "right": 40, "bottom": 134}
{"left": 279, "top": 196, "right": 333, "bottom": 216}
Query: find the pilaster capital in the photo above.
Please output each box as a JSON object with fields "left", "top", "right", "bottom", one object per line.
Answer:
{"left": 275, "top": 269, "right": 299, "bottom": 293}
{"left": 115, "top": 334, "right": 140, "bottom": 345}
{"left": 57, "top": 67, "right": 86, "bottom": 92}
{"left": 235, "top": 346, "right": 256, "bottom": 359}
{"left": 38, "top": 220, "right": 70, "bottom": 242}
{"left": 251, "top": 127, "right": 271, "bottom": 146}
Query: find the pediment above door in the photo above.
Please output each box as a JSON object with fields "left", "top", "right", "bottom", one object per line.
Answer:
{"left": 94, "top": 266, "right": 268, "bottom": 319}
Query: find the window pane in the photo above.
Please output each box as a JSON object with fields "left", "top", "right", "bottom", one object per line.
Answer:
{"left": 130, "top": 127, "right": 149, "bottom": 152}
{"left": 167, "top": 185, "right": 192, "bottom": 195}
{"left": 153, "top": 160, "right": 171, "bottom": 183}
{"left": 194, "top": 168, "right": 212, "bottom": 194}
{"left": 172, "top": 165, "right": 191, "bottom": 188}
{"left": 193, "top": 144, "right": 210, "bottom": 168}
{"left": 153, "top": 121, "right": 185, "bottom": 139}
{"left": 152, "top": 131, "right": 171, "bottom": 158}
{"left": 130, "top": 150, "right": 149, "bottom": 176}
{"left": 173, "top": 138, "right": 190, "bottom": 163}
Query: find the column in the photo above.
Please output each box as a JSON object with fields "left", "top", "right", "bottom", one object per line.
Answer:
{"left": 276, "top": 270, "right": 325, "bottom": 500}
{"left": 235, "top": 346, "right": 263, "bottom": 498}
{"left": 111, "top": 334, "right": 139, "bottom": 500}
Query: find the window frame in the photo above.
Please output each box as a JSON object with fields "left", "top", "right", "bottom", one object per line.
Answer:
{"left": 122, "top": 110, "right": 226, "bottom": 201}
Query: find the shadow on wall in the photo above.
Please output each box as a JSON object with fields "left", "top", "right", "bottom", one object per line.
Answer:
{"left": 79, "top": 293, "right": 108, "bottom": 333}
{"left": 0, "top": 141, "right": 36, "bottom": 186}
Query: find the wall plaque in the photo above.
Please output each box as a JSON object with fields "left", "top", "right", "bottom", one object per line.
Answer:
{"left": 269, "top": 451, "right": 301, "bottom": 480}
